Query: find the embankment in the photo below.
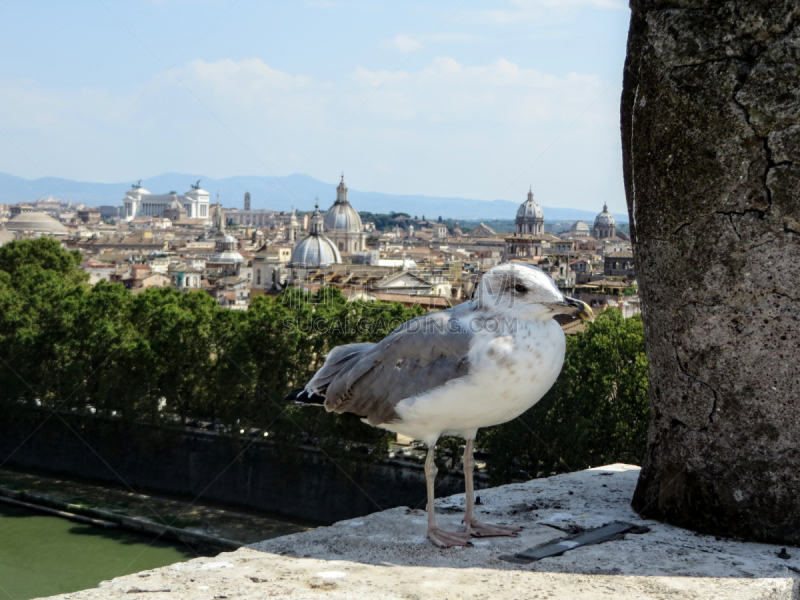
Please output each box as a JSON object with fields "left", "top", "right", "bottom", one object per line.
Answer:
{"left": 0, "top": 411, "right": 485, "bottom": 524}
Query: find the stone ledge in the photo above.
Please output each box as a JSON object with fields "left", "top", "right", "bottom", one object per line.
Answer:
{"left": 48, "top": 465, "right": 800, "bottom": 600}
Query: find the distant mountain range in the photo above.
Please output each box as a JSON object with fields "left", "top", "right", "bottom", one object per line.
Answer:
{"left": 0, "top": 171, "right": 628, "bottom": 223}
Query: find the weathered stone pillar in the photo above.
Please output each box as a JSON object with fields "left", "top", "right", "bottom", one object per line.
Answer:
{"left": 622, "top": 1, "right": 800, "bottom": 544}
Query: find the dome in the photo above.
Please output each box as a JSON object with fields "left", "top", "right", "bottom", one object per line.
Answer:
{"left": 222, "top": 234, "right": 237, "bottom": 244}
{"left": 323, "top": 174, "right": 362, "bottom": 232}
{"left": 516, "top": 189, "right": 543, "bottom": 220}
{"left": 323, "top": 202, "right": 362, "bottom": 232}
{"left": 290, "top": 233, "right": 342, "bottom": 267}
{"left": 6, "top": 211, "right": 69, "bottom": 235}
{"left": 208, "top": 250, "right": 244, "bottom": 265}
{"left": 570, "top": 220, "right": 590, "bottom": 233}
{"left": 594, "top": 204, "right": 616, "bottom": 227}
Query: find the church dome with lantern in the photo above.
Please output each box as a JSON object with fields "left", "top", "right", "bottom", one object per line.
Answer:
{"left": 593, "top": 203, "right": 616, "bottom": 239}
{"left": 515, "top": 188, "right": 545, "bottom": 236}
{"left": 207, "top": 210, "right": 244, "bottom": 266}
{"left": 322, "top": 174, "right": 367, "bottom": 253}
{"left": 290, "top": 204, "right": 342, "bottom": 268}
{"left": 323, "top": 175, "right": 363, "bottom": 232}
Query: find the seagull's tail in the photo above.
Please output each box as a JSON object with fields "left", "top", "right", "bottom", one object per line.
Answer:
{"left": 285, "top": 389, "right": 326, "bottom": 405}
{"left": 286, "top": 342, "right": 375, "bottom": 406}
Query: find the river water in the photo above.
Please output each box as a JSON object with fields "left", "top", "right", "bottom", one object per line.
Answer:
{"left": 0, "top": 503, "right": 198, "bottom": 600}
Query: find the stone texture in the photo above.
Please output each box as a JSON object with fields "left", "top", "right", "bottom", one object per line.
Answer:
{"left": 46, "top": 466, "right": 799, "bottom": 600}
{"left": 622, "top": 0, "right": 800, "bottom": 544}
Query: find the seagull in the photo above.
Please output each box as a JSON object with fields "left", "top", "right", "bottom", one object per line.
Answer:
{"left": 290, "top": 262, "right": 592, "bottom": 548}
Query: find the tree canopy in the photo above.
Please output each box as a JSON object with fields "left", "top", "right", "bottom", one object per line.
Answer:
{"left": 0, "top": 238, "right": 423, "bottom": 470}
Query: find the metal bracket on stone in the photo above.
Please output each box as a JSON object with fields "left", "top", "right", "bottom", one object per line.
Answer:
{"left": 499, "top": 521, "right": 650, "bottom": 564}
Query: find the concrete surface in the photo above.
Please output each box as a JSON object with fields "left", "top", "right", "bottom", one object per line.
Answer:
{"left": 47, "top": 465, "right": 800, "bottom": 599}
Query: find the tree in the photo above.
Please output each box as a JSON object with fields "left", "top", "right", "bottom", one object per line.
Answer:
{"left": 0, "top": 238, "right": 430, "bottom": 475}
{"left": 0, "top": 237, "right": 85, "bottom": 283}
{"left": 130, "top": 288, "right": 219, "bottom": 425}
{"left": 622, "top": 0, "right": 800, "bottom": 544}
{"left": 0, "top": 239, "right": 90, "bottom": 408}
{"left": 479, "top": 309, "right": 648, "bottom": 484}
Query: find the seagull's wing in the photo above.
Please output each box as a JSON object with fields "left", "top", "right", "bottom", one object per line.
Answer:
{"left": 309, "top": 305, "right": 474, "bottom": 426}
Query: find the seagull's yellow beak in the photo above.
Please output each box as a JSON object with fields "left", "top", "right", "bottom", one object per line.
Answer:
{"left": 546, "top": 297, "right": 594, "bottom": 322}
{"left": 569, "top": 297, "right": 594, "bottom": 322}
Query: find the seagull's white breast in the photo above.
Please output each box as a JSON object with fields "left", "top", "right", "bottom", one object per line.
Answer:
{"left": 381, "top": 314, "right": 566, "bottom": 444}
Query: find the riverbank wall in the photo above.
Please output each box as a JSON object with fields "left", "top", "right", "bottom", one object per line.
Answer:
{"left": 0, "top": 411, "right": 485, "bottom": 524}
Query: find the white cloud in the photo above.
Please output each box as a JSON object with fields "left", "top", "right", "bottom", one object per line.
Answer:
{"left": 0, "top": 55, "right": 619, "bottom": 205}
{"left": 353, "top": 66, "right": 409, "bottom": 87}
{"left": 380, "top": 33, "right": 420, "bottom": 53}
{"left": 0, "top": 79, "right": 131, "bottom": 133}
{"left": 352, "top": 57, "right": 601, "bottom": 125}
{"left": 379, "top": 32, "right": 485, "bottom": 53}
{"left": 168, "top": 58, "right": 325, "bottom": 121}
{"left": 182, "top": 58, "right": 310, "bottom": 95}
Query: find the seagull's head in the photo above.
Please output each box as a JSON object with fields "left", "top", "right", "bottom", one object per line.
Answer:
{"left": 473, "top": 262, "right": 593, "bottom": 322}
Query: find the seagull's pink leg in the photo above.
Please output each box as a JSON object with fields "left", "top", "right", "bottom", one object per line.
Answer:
{"left": 462, "top": 438, "right": 522, "bottom": 538}
{"left": 425, "top": 443, "right": 473, "bottom": 548}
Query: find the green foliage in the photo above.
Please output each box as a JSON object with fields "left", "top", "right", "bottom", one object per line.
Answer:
{"left": 478, "top": 308, "right": 649, "bottom": 484}
{"left": 357, "top": 211, "right": 411, "bottom": 231}
{"left": 0, "top": 237, "right": 85, "bottom": 283}
{"left": 0, "top": 239, "right": 423, "bottom": 472}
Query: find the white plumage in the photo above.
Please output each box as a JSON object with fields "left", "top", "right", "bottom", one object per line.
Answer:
{"left": 383, "top": 316, "right": 565, "bottom": 444}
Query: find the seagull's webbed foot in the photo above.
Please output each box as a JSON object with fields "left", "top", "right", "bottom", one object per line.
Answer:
{"left": 428, "top": 527, "right": 474, "bottom": 548}
{"left": 465, "top": 520, "right": 522, "bottom": 538}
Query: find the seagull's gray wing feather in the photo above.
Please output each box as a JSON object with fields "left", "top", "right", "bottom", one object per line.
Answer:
{"left": 320, "top": 306, "right": 474, "bottom": 426}
{"left": 305, "top": 342, "right": 375, "bottom": 394}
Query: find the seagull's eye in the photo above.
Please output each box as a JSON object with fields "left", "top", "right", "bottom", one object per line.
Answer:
{"left": 514, "top": 283, "right": 527, "bottom": 294}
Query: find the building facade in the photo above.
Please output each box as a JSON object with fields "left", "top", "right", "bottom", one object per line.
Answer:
{"left": 603, "top": 250, "right": 635, "bottom": 279}
{"left": 123, "top": 181, "right": 210, "bottom": 222}
{"left": 225, "top": 210, "right": 277, "bottom": 228}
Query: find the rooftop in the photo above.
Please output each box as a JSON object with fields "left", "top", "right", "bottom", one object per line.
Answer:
{"left": 5, "top": 211, "right": 69, "bottom": 235}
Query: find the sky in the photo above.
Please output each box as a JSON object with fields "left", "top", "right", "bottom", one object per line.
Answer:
{"left": 0, "top": 0, "right": 631, "bottom": 213}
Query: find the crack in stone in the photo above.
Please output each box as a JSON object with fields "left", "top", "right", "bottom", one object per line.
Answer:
{"left": 771, "top": 290, "right": 800, "bottom": 302}
{"left": 668, "top": 55, "right": 753, "bottom": 69}
{"left": 672, "top": 221, "right": 692, "bottom": 236}
{"left": 673, "top": 344, "right": 719, "bottom": 426}
{"left": 714, "top": 208, "right": 766, "bottom": 219}
{"left": 727, "top": 214, "right": 740, "bottom": 240}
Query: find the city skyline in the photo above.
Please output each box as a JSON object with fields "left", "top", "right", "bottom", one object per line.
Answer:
{"left": 0, "top": 170, "right": 629, "bottom": 222}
